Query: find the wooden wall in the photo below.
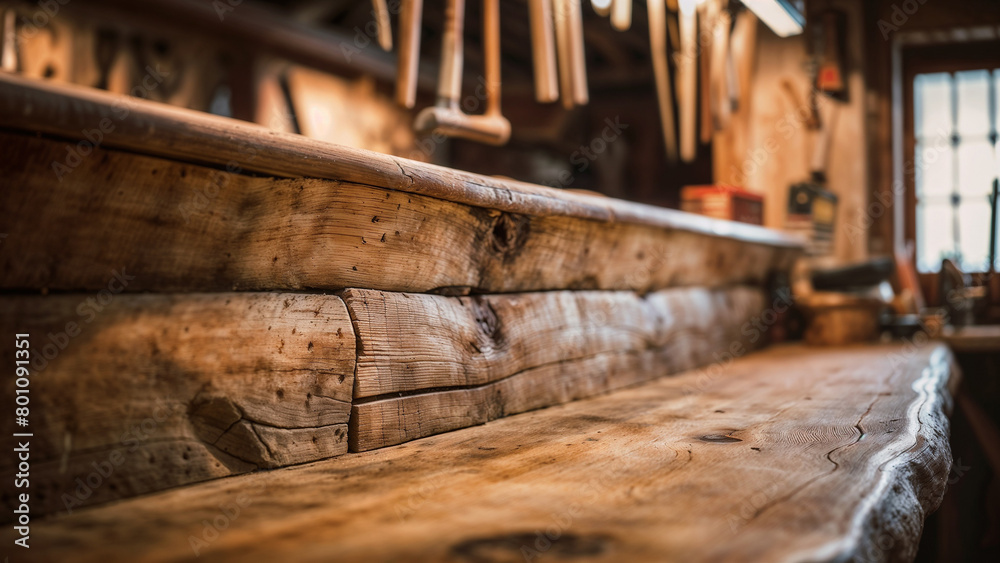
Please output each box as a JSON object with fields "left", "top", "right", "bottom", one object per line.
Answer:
{"left": 713, "top": 0, "right": 869, "bottom": 267}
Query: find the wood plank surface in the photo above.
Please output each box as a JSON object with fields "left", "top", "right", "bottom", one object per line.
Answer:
{"left": 0, "top": 132, "right": 795, "bottom": 293}
{"left": 0, "top": 293, "right": 355, "bottom": 518}
{"left": 0, "top": 73, "right": 802, "bottom": 250}
{"left": 345, "top": 286, "right": 768, "bottom": 450}
{"left": 4, "top": 343, "right": 956, "bottom": 562}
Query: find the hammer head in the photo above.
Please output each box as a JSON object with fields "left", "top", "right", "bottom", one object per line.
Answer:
{"left": 414, "top": 106, "right": 511, "bottom": 146}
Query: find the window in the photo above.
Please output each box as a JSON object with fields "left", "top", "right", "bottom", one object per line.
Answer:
{"left": 913, "top": 68, "right": 1000, "bottom": 273}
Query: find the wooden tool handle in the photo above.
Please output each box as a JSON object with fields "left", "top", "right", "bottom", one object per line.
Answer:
{"left": 372, "top": 0, "right": 393, "bottom": 51}
{"left": 698, "top": 0, "right": 713, "bottom": 144}
{"left": 611, "top": 0, "right": 632, "bottom": 31}
{"left": 592, "top": 0, "right": 611, "bottom": 17}
{"left": 648, "top": 0, "right": 677, "bottom": 163}
{"left": 678, "top": 0, "right": 696, "bottom": 162}
{"left": 484, "top": 0, "right": 502, "bottom": 115}
{"left": 438, "top": 0, "right": 465, "bottom": 107}
{"left": 553, "top": 0, "right": 574, "bottom": 108}
{"left": 567, "top": 0, "right": 588, "bottom": 105}
{"left": 810, "top": 103, "right": 836, "bottom": 175}
{"left": 396, "top": 0, "right": 424, "bottom": 108}
{"left": 1, "top": 10, "right": 16, "bottom": 72}
{"left": 710, "top": 0, "right": 731, "bottom": 132}
{"left": 529, "top": 0, "right": 558, "bottom": 103}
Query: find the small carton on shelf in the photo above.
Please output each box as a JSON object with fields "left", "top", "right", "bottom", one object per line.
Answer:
{"left": 680, "top": 185, "right": 764, "bottom": 225}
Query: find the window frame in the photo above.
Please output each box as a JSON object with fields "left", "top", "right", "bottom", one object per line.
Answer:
{"left": 900, "top": 41, "right": 1000, "bottom": 301}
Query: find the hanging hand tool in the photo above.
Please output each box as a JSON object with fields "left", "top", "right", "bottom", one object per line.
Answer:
{"left": 592, "top": 0, "right": 611, "bottom": 17}
{"left": 396, "top": 0, "right": 423, "bottom": 108}
{"left": 611, "top": 0, "right": 632, "bottom": 31}
{"left": 698, "top": 0, "right": 713, "bottom": 144}
{"left": 677, "top": 0, "right": 697, "bottom": 162}
{"left": 554, "top": 0, "right": 573, "bottom": 108}
{"left": 567, "top": 0, "right": 589, "bottom": 105}
{"left": 709, "top": 0, "right": 731, "bottom": 131}
{"left": 529, "top": 0, "right": 559, "bottom": 103}
{"left": 372, "top": 0, "right": 393, "bottom": 51}
{"left": 1, "top": 9, "right": 16, "bottom": 72}
{"left": 414, "top": 0, "right": 511, "bottom": 145}
{"left": 554, "top": 0, "right": 588, "bottom": 108}
{"left": 648, "top": 0, "right": 677, "bottom": 163}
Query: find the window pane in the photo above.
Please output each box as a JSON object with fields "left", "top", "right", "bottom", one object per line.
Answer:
{"left": 917, "top": 200, "right": 954, "bottom": 273}
{"left": 995, "top": 83, "right": 1000, "bottom": 181}
{"left": 915, "top": 73, "right": 952, "bottom": 140}
{"left": 996, "top": 137, "right": 1000, "bottom": 181}
{"left": 957, "top": 199, "right": 992, "bottom": 271}
{"left": 957, "top": 138, "right": 996, "bottom": 195}
{"left": 956, "top": 70, "right": 991, "bottom": 137}
{"left": 996, "top": 183, "right": 1000, "bottom": 271}
{"left": 915, "top": 138, "right": 953, "bottom": 196}
{"left": 996, "top": 140, "right": 1000, "bottom": 191}
{"left": 995, "top": 69, "right": 1000, "bottom": 134}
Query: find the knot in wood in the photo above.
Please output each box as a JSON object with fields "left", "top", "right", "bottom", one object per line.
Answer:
{"left": 469, "top": 297, "right": 502, "bottom": 343}
{"left": 489, "top": 212, "right": 529, "bottom": 256}
{"left": 451, "top": 532, "right": 609, "bottom": 561}
{"left": 698, "top": 434, "right": 742, "bottom": 443}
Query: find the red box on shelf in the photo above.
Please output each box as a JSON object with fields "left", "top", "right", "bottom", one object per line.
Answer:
{"left": 681, "top": 185, "right": 764, "bottom": 226}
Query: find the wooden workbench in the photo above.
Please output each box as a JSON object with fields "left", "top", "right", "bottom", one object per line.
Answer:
{"left": 0, "top": 73, "right": 956, "bottom": 561}
{"left": 1, "top": 72, "right": 802, "bottom": 515}
{"left": 5, "top": 342, "right": 956, "bottom": 563}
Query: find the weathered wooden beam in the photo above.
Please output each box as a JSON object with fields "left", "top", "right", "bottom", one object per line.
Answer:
{"left": 0, "top": 293, "right": 355, "bottom": 518}
{"left": 0, "top": 73, "right": 802, "bottom": 250}
{"left": 0, "top": 131, "right": 794, "bottom": 293}
{"left": 5, "top": 343, "right": 955, "bottom": 562}
{"left": 345, "top": 286, "right": 768, "bottom": 450}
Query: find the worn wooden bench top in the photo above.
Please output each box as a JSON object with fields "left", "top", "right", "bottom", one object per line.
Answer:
{"left": 7, "top": 343, "right": 956, "bottom": 562}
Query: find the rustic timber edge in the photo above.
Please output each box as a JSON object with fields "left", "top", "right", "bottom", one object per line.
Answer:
{"left": 2, "top": 132, "right": 792, "bottom": 293}
{"left": 0, "top": 293, "right": 357, "bottom": 519}
{"left": 0, "top": 73, "right": 801, "bottom": 250}
{"left": 344, "top": 286, "right": 767, "bottom": 451}
{"left": 1, "top": 343, "right": 957, "bottom": 563}
{"left": 0, "top": 285, "right": 766, "bottom": 517}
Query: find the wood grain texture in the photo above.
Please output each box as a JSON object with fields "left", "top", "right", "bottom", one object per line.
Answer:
{"left": 0, "top": 293, "right": 355, "bottom": 518}
{"left": 5, "top": 343, "right": 956, "bottom": 562}
{"left": 345, "top": 286, "right": 768, "bottom": 450}
{"left": 0, "top": 132, "right": 795, "bottom": 293}
{"left": 0, "top": 73, "right": 802, "bottom": 250}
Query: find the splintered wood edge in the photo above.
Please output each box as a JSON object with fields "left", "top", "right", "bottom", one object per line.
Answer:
{"left": 0, "top": 73, "right": 802, "bottom": 250}
{"left": 796, "top": 346, "right": 956, "bottom": 563}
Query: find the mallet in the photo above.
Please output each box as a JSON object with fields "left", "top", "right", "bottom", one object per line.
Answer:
{"left": 414, "top": 0, "right": 511, "bottom": 145}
